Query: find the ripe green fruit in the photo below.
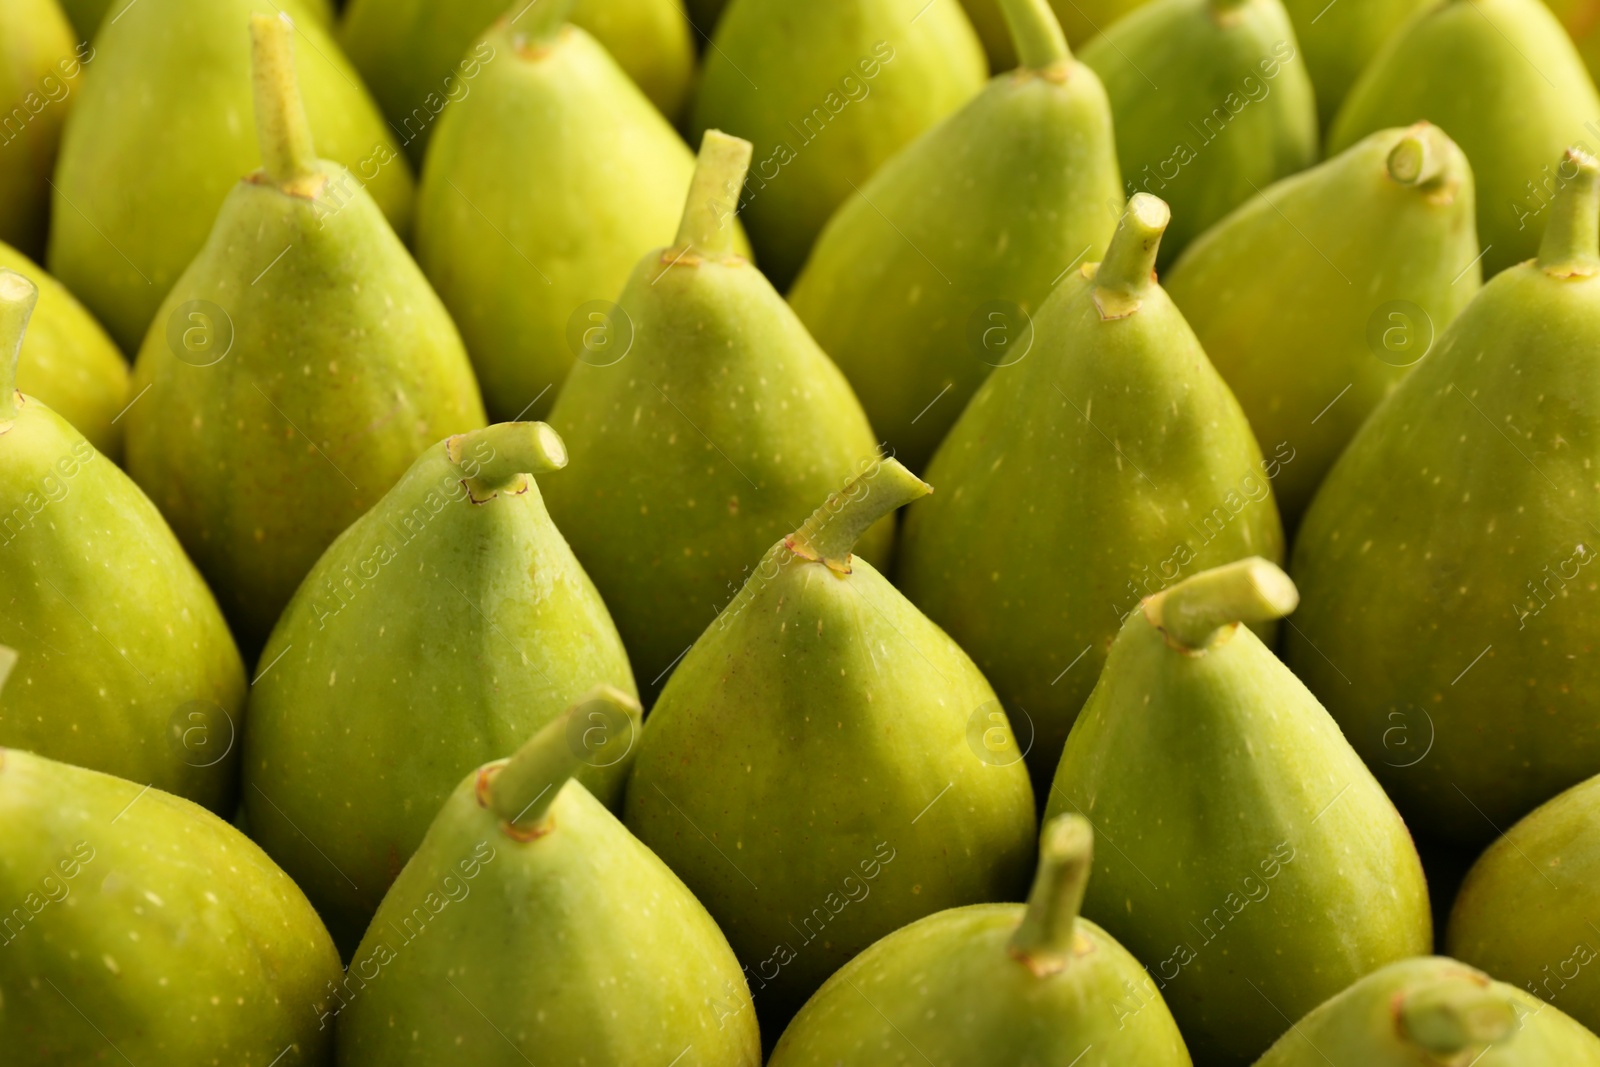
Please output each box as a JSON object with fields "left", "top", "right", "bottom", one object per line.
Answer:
{"left": 415, "top": 0, "right": 721, "bottom": 422}
{"left": 0, "top": 269, "right": 245, "bottom": 815}
{"left": 339, "top": 0, "right": 697, "bottom": 168}
{"left": 545, "top": 132, "right": 887, "bottom": 695}
{"left": 125, "top": 15, "right": 485, "bottom": 655}
{"left": 0, "top": 0, "right": 82, "bottom": 260}
{"left": 767, "top": 815, "right": 1193, "bottom": 1066}
{"left": 625, "top": 458, "right": 1037, "bottom": 1031}
{"left": 0, "top": 242, "right": 129, "bottom": 459}
{"left": 1165, "top": 124, "right": 1482, "bottom": 528}
{"left": 243, "top": 423, "right": 637, "bottom": 953}
{"left": 1287, "top": 148, "right": 1600, "bottom": 842}
{"left": 0, "top": 747, "right": 341, "bottom": 1065}
{"left": 335, "top": 689, "right": 761, "bottom": 1065}
{"left": 1329, "top": 0, "right": 1600, "bottom": 277}
{"left": 691, "top": 0, "right": 988, "bottom": 288}
{"left": 1045, "top": 558, "right": 1432, "bottom": 1065}
{"left": 897, "top": 195, "right": 1284, "bottom": 792}
{"left": 48, "top": 0, "right": 409, "bottom": 354}
{"left": 1280, "top": 0, "right": 1432, "bottom": 128}
{"left": 1080, "top": 0, "right": 1317, "bottom": 268}
{"left": 56, "top": 0, "right": 334, "bottom": 38}
{"left": 1254, "top": 957, "right": 1600, "bottom": 1065}
{"left": 789, "top": 0, "right": 1122, "bottom": 471}
{"left": 1545, "top": 0, "right": 1600, "bottom": 84}
{"left": 1448, "top": 774, "right": 1600, "bottom": 1033}
{"left": 957, "top": 0, "right": 1155, "bottom": 67}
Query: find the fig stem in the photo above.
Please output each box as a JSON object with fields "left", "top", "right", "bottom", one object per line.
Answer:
{"left": 486, "top": 686, "right": 640, "bottom": 834}
{"left": 1144, "top": 557, "right": 1298, "bottom": 649}
{"left": 0, "top": 270, "right": 38, "bottom": 424}
{"left": 250, "top": 13, "right": 321, "bottom": 195}
{"left": 1537, "top": 147, "right": 1600, "bottom": 278}
{"left": 1387, "top": 125, "right": 1451, "bottom": 188}
{"left": 447, "top": 423, "right": 568, "bottom": 485}
{"left": 1008, "top": 814, "right": 1093, "bottom": 976}
{"left": 508, "top": 0, "right": 578, "bottom": 39}
{"left": 1093, "top": 194, "right": 1169, "bottom": 313}
{"left": 785, "top": 457, "right": 929, "bottom": 573}
{"left": 1398, "top": 979, "right": 1517, "bottom": 1055}
{"left": 674, "top": 130, "right": 753, "bottom": 261}
{"left": 999, "top": 0, "right": 1070, "bottom": 70}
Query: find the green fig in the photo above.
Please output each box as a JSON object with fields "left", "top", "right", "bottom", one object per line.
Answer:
{"left": 56, "top": 0, "right": 334, "bottom": 39}
{"left": 788, "top": 0, "right": 1122, "bottom": 471}
{"left": 243, "top": 422, "right": 638, "bottom": 953}
{"left": 0, "top": 747, "right": 341, "bottom": 1065}
{"left": 1448, "top": 774, "right": 1600, "bottom": 1032}
{"left": 0, "top": 269, "right": 245, "bottom": 815}
{"left": 334, "top": 689, "right": 761, "bottom": 1064}
{"left": 767, "top": 815, "right": 1193, "bottom": 1066}
{"left": 625, "top": 458, "right": 1037, "bottom": 1030}
{"left": 896, "top": 194, "right": 1284, "bottom": 791}
{"left": 1281, "top": 0, "right": 1433, "bottom": 128}
{"left": 1254, "top": 957, "right": 1600, "bottom": 1065}
{"left": 1286, "top": 148, "right": 1600, "bottom": 841}
{"left": 0, "top": 242, "right": 129, "bottom": 459}
{"left": 545, "top": 131, "right": 888, "bottom": 695}
{"left": 1545, "top": 0, "right": 1600, "bottom": 84}
{"left": 691, "top": 0, "right": 988, "bottom": 288}
{"left": 47, "top": 0, "right": 410, "bottom": 354}
{"left": 959, "top": 0, "right": 1156, "bottom": 67}
{"left": 339, "top": 0, "right": 697, "bottom": 168}
{"left": 1044, "top": 558, "right": 1432, "bottom": 1065}
{"left": 1328, "top": 0, "right": 1600, "bottom": 277}
{"left": 415, "top": 0, "right": 728, "bottom": 422}
{"left": 1165, "top": 124, "right": 1481, "bottom": 527}
{"left": 0, "top": 0, "right": 84, "bottom": 260}
{"left": 1080, "top": 0, "right": 1318, "bottom": 268}
{"left": 124, "top": 15, "right": 485, "bottom": 655}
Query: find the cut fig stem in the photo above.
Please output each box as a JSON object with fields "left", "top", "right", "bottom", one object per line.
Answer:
{"left": 1397, "top": 978, "right": 1517, "bottom": 1055}
{"left": 998, "top": 0, "right": 1071, "bottom": 70}
{"left": 1145, "top": 557, "right": 1299, "bottom": 649}
{"left": 0, "top": 270, "right": 38, "bottom": 423}
{"left": 675, "top": 130, "right": 753, "bottom": 261}
{"left": 448, "top": 422, "right": 569, "bottom": 485}
{"left": 1094, "top": 194, "right": 1169, "bottom": 308}
{"left": 508, "top": 0, "right": 578, "bottom": 40}
{"left": 486, "top": 685, "right": 640, "bottom": 835}
{"left": 1386, "top": 124, "right": 1452, "bottom": 188}
{"left": 249, "top": 13, "right": 321, "bottom": 195}
{"left": 1008, "top": 814, "right": 1093, "bottom": 976}
{"left": 1537, "top": 147, "right": 1600, "bottom": 278}
{"left": 785, "top": 457, "right": 930, "bottom": 572}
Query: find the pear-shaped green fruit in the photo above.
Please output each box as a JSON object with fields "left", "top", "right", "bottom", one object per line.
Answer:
{"left": 48, "top": 0, "right": 409, "bottom": 355}
{"left": 691, "top": 0, "right": 988, "bottom": 288}
{"left": 1045, "top": 558, "right": 1432, "bottom": 1065}
{"left": 415, "top": 0, "right": 723, "bottom": 422}
{"left": 339, "top": 0, "right": 696, "bottom": 167}
{"left": 1448, "top": 774, "right": 1600, "bottom": 1033}
{"left": 768, "top": 815, "right": 1193, "bottom": 1066}
{"left": 1165, "top": 124, "right": 1481, "bottom": 528}
{"left": 56, "top": 0, "right": 334, "bottom": 39}
{"left": 1281, "top": 0, "right": 1433, "bottom": 128}
{"left": 0, "top": 270, "right": 245, "bottom": 815}
{"left": 0, "top": 0, "right": 83, "bottom": 260}
{"left": 788, "top": 0, "right": 1122, "bottom": 471}
{"left": 897, "top": 195, "right": 1284, "bottom": 791}
{"left": 545, "top": 132, "right": 888, "bottom": 695}
{"left": 0, "top": 242, "right": 129, "bottom": 459}
{"left": 0, "top": 747, "right": 341, "bottom": 1065}
{"left": 243, "top": 422, "right": 637, "bottom": 953}
{"left": 1287, "top": 149, "right": 1600, "bottom": 841}
{"left": 1545, "top": 0, "right": 1600, "bottom": 83}
{"left": 1080, "top": 0, "right": 1317, "bottom": 268}
{"left": 1329, "top": 0, "right": 1600, "bottom": 277}
{"left": 335, "top": 689, "right": 761, "bottom": 1065}
{"left": 626, "top": 458, "right": 1037, "bottom": 1030}
{"left": 1254, "top": 957, "right": 1600, "bottom": 1065}
{"left": 125, "top": 16, "right": 485, "bottom": 656}
{"left": 958, "top": 0, "right": 1157, "bottom": 67}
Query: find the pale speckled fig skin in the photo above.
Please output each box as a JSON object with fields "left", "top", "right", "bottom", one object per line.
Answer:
{"left": 335, "top": 737, "right": 760, "bottom": 1065}
{"left": 692, "top": 0, "right": 988, "bottom": 289}
{"left": 788, "top": 0, "right": 1122, "bottom": 472}
{"left": 339, "top": 0, "right": 697, "bottom": 167}
{"left": 243, "top": 428, "right": 636, "bottom": 955}
{"left": 47, "top": 0, "right": 410, "bottom": 354}
{"left": 1448, "top": 775, "right": 1600, "bottom": 1033}
{"left": 0, "top": 748, "right": 341, "bottom": 1065}
{"left": 1286, "top": 150, "right": 1600, "bottom": 844}
{"left": 0, "top": 243, "right": 129, "bottom": 460}
{"left": 1045, "top": 562, "right": 1431, "bottom": 1066}
{"left": 1254, "top": 957, "right": 1600, "bottom": 1065}
{"left": 0, "top": 0, "right": 81, "bottom": 261}
{"left": 1280, "top": 0, "right": 1433, "bottom": 129}
{"left": 958, "top": 0, "right": 1156, "bottom": 67}
{"left": 1081, "top": 0, "right": 1318, "bottom": 269}
{"left": 896, "top": 197, "right": 1283, "bottom": 795}
{"left": 625, "top": 462, "right": 1037, "bottom": 1035}
{"left": 1329, "top": 0, "right": 1600, "bottom": 278}
{"left": 1166, "top": 125, "right": 1482, "bottom": 528}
